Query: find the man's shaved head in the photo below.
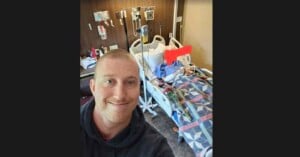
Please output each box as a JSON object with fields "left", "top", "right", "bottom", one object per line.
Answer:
{"left": 94, "top": 49, "right": 139, "bottom": 81}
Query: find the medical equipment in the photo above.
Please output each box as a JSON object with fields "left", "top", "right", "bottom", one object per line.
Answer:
{"left": 102, "top": 11, "right": 110, "bottom": 26}
{"left": 97, "top": 25, "right": 107, "bottom": 40}
{"left": 138, "top": 25, "right": 149, "bottom": 43}
{"left": 131, "top": 7, "right": 142, "bottom": 37}
{"left": 115, "top": 10, "right": 126, "bottom": 25}
{"left": 138, "top": 25, "right": 158, "bottom": 117}
{"left": 144, "top": 8, "right": 154, "bottom": 21}
{"left": 110, "top": 19, "right": 115, "bottom": 27}
{"left": 93, "top": 10, "right": 111, "bottom": 27}
{"left": 88, "top": 23, "right": 92, "bottom": 31}
{"left": 93, "top": 10, "right": 111, "bottom": 40}
{"left": 115, "top": 9, "right": 130, "bottom": 50}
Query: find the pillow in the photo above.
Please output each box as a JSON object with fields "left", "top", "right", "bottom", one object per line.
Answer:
{"left": 143, "top": 51, "right": 164, "bottom": 72}
{"left": 142, "top": 42, "right": 166, "bottom": 72}
{"left": 154, "top": 42, "right": 166, "bottom": 53}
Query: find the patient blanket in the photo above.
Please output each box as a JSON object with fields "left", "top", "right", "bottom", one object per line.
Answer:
{"left": 170, "top": 74, "right": 213, "bottom": 157}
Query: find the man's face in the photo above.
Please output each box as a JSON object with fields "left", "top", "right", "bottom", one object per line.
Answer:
{"left": 90, "top": 57, "right": 140, "bottom": 124}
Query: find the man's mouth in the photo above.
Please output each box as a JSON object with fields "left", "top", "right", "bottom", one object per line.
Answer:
{"left": 108, "top": 102, "right": 128, "bottom": 106}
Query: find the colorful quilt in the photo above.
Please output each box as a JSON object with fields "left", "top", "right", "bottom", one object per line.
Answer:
{"left": 166, "top": 73, "right": 213, "bottom": 157}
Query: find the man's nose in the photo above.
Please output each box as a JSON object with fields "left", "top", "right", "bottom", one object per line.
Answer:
{"left": 114, "top": 83, "right": 126, "bottom": 100}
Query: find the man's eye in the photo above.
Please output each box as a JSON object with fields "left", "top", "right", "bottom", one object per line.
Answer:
{"left": 127, "top": 80, "right": 138, "bottom": 86}
{"left": 104, "top": 79, "right": 114, "bottom": 86}
{"left": 105, "top": 80, "right": 112, "bottom": 84}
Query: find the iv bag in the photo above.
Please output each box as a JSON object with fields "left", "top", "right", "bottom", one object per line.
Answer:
{"left": 140, "top": 25, "right": 148, "bottom": 43}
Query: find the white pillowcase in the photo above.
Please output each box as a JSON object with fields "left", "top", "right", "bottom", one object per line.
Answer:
{"left": 143, "top": 51, "right": 164, "bottom": 72}
{"left": 155, "top": 42, "right": 166, "bottom": 53}
{"left": 143, "top": 43, "right": 166, "bottom": 72}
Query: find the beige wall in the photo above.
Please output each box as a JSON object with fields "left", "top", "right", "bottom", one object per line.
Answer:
{"left": 182, "top": 0, "right": 212, "bottom": 71}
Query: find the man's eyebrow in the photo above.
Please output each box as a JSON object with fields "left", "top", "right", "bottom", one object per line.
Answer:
{"left": 127, "top": 76, "right": 139, "bottom": 80}
{"left": 102, "top": 74, "right": 114, "bottom": 77}
{"left": 100, "top": 75, "right": 138, "bottom": 79}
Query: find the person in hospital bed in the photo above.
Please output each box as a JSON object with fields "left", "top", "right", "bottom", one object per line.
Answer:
{"left": 80, "top": 48, "right": 175, "bottom": 157}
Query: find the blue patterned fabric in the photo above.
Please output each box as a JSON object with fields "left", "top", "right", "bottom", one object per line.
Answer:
{"left": 170, "top": 74, "right": 213, "bottom": 157}
{"left": 154, "top": 60, "right": 183, "bottom": 78}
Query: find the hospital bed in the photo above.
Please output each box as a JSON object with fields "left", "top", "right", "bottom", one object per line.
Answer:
{"left": 129, "top": 35, "right": 213, "bottom": 157}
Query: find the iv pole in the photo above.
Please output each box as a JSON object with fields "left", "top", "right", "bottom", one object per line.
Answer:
{"left": 138, "top": 25, "right": 158, "bottom": 117}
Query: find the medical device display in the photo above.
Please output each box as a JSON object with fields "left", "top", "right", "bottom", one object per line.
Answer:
{"left": 144, "top": 8, "right": 154, "bottom": 21}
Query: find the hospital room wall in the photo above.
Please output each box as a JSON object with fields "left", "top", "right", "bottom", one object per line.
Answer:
{"left": 182, "top": 0, "right": 212, "bottom": 71}
{"left": 80, "top": 0, "right": 175, "bottom": 56}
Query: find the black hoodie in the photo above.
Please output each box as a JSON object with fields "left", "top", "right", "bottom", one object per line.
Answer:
{"left": 80, "top": 99, "right": 175, "bottom": 157}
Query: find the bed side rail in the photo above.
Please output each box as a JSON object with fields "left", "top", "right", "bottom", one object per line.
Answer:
{"left": 152, "top": 35, "right": 166, "bottom": 45}
{"left": 129, "top": 38, "right": 142, "bottom": 55}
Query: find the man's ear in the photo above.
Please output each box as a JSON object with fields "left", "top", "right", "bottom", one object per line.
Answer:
{"left": 89, "top": 78, "right": 96, "bottom": 96}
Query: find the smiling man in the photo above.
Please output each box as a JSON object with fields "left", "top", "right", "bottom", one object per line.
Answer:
{"left": 80, "top": 49, "right": 175, "bottom": 157}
